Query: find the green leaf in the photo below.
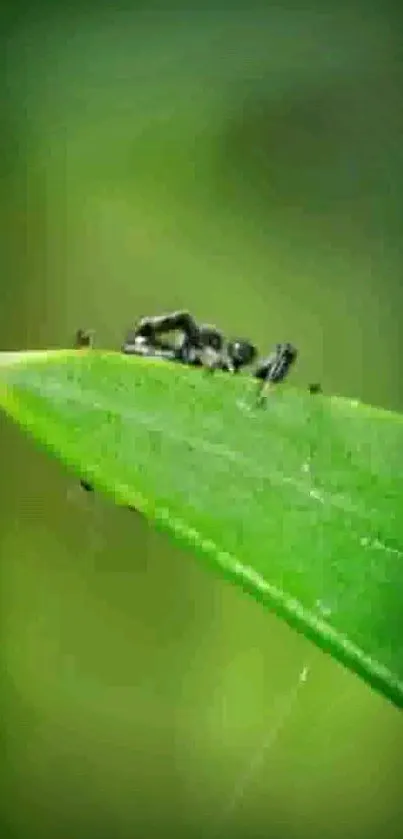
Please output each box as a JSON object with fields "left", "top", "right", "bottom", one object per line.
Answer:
{"left": 1, "top": 349, "right": 403, "bottom": 709}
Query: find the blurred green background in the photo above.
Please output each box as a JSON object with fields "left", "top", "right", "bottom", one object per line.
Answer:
{"left": 2, "top": 2, "right": 403, "bottom": 837}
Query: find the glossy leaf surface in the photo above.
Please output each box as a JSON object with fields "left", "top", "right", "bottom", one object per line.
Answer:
{"left": 1, "top": 349, "right": 402, "bottom": 709}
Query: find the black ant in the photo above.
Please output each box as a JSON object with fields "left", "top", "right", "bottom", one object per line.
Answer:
{"left": 121, "top": 311, "right": 309, "bottom": 400}
{"left": 73, "top": 312, "right": 321, "bottom": 504}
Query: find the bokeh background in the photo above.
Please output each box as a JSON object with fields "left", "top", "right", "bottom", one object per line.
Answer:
{"left": 2, "top": 2, "right": 403, "bottom": 837}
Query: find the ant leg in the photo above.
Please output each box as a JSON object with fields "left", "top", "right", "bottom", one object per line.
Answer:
{"left": 253, "top": 357, "right": 276, "bottom": 408}
{"left": 202, "top": 347, "right": 222, "bottom": 374}
{"left": 197, "top": 324, "right": 225, "bottom": 374}
{"left": 256, "top": 378, "right": 274, "bottom": 407}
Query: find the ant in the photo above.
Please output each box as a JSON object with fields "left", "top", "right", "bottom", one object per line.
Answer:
{"left": 121, "top": 311, "right": 315, "bottom": 403}
{"left": 74, "top": 312, "right": 321, "bottom": 503}
{"left": 121, "top": 309, "right": 291, "bottom": 379}
{"left": 77, "top": 312, "right": 322, "bottom": 393}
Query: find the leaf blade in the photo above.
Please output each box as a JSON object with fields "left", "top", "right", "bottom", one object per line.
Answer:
{"left": 1, "top": 349, "right": 403, "bottom": 709}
